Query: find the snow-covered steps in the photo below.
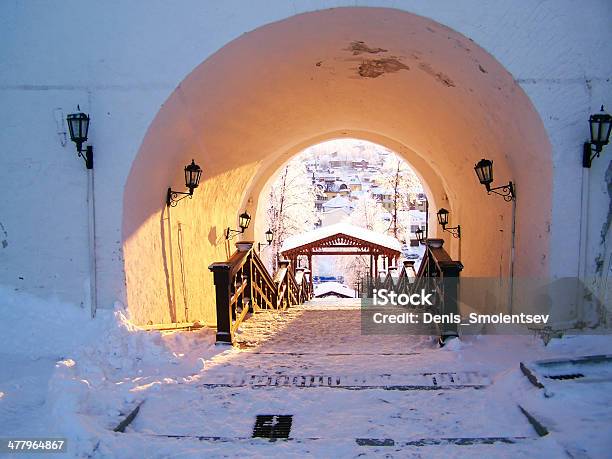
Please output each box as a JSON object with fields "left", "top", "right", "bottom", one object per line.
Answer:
{"left": 129, "top": 382, "right": 534, "bottom": 443}
{"left": 140, "top": 433, "right": 537, "bottom": 446}
{"left": 98, "top": 305, "right": 585, "bottom": 456}
{"left": 113, "top": 433, "right": 561, "bottom": 458}
{"left": 233, "top": 307, "right": 438, "bottom": 355}
{"left": 198, "top": 370, "right": 490, "bottom": 390}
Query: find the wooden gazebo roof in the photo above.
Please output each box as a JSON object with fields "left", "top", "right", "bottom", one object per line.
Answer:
{"left": 280, "top": 223, "right": 401, "bottom": 259}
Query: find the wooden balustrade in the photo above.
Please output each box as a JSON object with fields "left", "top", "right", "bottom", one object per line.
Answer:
{"left": 209, "top": 243, "right": 312, "bottom": 345}
{"left": 210, "top": 239, "right": 460, "bottom": 345}
{"left": 358, "top": 240, "right": 462, "bottom": 344}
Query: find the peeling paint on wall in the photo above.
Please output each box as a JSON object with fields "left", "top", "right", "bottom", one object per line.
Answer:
{"left": 358, "top": 58, "right": 409, "bottom": 78}
{"left": 348, "top": 41, "right": 387, "bottom": 55}
{"left": 418, "top": 62, "right": 455, "bottom": 87}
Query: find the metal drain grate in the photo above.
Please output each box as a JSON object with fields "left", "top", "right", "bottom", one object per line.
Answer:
{"left": 545, "top": 373, "right": 585, "bottom": 380}
{"left": 252, "top": 415, "right": 293, "bottom": 440}
{"left": 200, "top": 371, "right": 490, "bottom": 390}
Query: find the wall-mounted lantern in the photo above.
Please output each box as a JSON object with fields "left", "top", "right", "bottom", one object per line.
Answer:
{"left": 415, "top": 227, "right": 425, "bottom": 245}
{"left": 166, "top": 159, "right": 203, "bottom": 207}
{"left": 436, "top": 208, "right": 461, "bottom": 238}
{"left": 66, "top": 109, "right": 93, "bottom": 169}
{"left": 474, "top": 158, "right": 515, "bottom": 201}
{"left": 583, "top": 105, "right": 612, "bottom": 168}
{"left": 258, "top": 229, "right": 274, "bottom": 252}
{"left": 67, "top": 107, "right": 97, "bottom": 318}
{"left": 226, "top": 211, "right": 251, "bottom": 240}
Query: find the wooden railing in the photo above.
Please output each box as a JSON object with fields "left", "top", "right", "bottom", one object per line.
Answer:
{"left": 209, "top": 242, "right": 313, "bottom": 344}
{"left": 358, "top": 239, "right": 463, "bottom": 344}
{"left": 359, "top": 260, "right": 417, "bottom": 297}
{"left": 416, "top": 239, "right": 463, "bottom": 343}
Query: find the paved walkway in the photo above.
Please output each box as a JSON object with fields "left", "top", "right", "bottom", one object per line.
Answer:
{"left": 118, "top": 300, "right": 562, "bottom": 457}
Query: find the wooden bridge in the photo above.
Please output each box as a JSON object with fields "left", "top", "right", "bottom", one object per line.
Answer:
{"left": 210, "top": 226, "right": 462, "bottom": 346}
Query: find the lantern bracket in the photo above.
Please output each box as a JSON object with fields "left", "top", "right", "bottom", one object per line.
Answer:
{"left": 583, "top": 142, "right": 602, "bottom": 168}
{"left": 441, "top": 225, "right": 461, "bottom": 239}
{"left": 78, "top": 145, "right": 94, "bottom": 170}
{"left": 226, "top": 212, "right": 252, "bottom": 240}
{"left": 166, "top": 187, "right": 193, "bottom": 207}
{"left": 485, "top": 181, "right": 515, "bottom": 202}
{"left": 257, "top": 231, "right": 274, "bottom": 252}
{"left": 226, "top": 227, "right": 245, "bottom": 240}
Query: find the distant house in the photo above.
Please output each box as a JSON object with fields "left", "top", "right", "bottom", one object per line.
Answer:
{"left": 322, "top": 180, "right": 350, "bottom": 199}
{"left": 351, "top": 159, "right": 369, "bottom": 170}
{"left": 372, "top": 188, "right": 395, "bottom": 212}
{"left": 322, "top": 195, "right": 353, "bottom": 213}
{"left": 313, "top": 281, "right": 356, "bottom": 298}
{"left": 348, "top": 176, "right": 362, "bottom": 192}
{"left": 415, "top": 193, "right": 427, "bottom": 212}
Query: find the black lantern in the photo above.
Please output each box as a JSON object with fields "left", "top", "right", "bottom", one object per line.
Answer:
{"left": 436, "top": 208, "right": 449, "bottom": 227}
{"left": 166, "top": 159, "right": 203, "bottom": 207}
{"left": 239, "top": 211, "right": 251, "bottom": 231}
{"left": 258, "top": 229, "right": 274, "bottom": 252}
{"left": 184, "top": 159, "right": 202, "bottom": 192}
{"left": 474, "top": 159, "right": 493, "bottom": 190}
{"left": 414, "top": 227, "right": 425, "bottom": 245}
{"left": 584, "top": 105, "right": 612, "bottom": 168}
{"left": 67, "top": 112, "right": 89, "bottom": 152}
{"left": 436, "top": 208, "right": 461, "bottom": 238}
{"left": 66, "top": 109, "right": 93, "bottom": 169}
{"left": 227, "top": 211, "right": 252, "bottom": 240}
{"left": 474, "top": 158, "right": 515, "bottom": 201}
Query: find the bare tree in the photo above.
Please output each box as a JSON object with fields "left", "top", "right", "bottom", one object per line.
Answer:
{"left": 374, "top": 155, "right": 422, "bottom": 238}
{"left": 350, "top": 194, "right": 387, "bottom": 233}
{"left": 266, "top": 161, "right": 317, "bottom": 271}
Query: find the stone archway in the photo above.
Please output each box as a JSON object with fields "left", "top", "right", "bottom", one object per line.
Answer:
{"left": 122, "top": 7, "right": 552, "bottom": 326}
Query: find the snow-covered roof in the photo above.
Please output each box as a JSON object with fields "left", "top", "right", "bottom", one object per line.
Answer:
{"left": 322, "top": 196, "right": 352, "bottom": 209}
{"left": 314, "top": 281, "right": 356, "bottom": 298}
{"left": 323, "top": 208, "right": 350, "bottom": 216}
{"left": 281, "top": 222, "right": 402, "bottom": 253}
{"left": 372, "top": 188, "right": 394, "bottom": 196}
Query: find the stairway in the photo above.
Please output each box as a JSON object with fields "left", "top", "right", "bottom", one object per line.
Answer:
{"left": 118, "top": 300, "right": 557, "bottom": 457}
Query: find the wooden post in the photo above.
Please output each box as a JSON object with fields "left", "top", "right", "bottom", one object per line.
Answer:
{"left": 426, "top": 238, "right": 463, "bottom": 344}
{"left": 374, "top": 255, "right": 379, "bottom": 287}
{"left": 308, "top": 251, "right": 313, "bottom": 293}
{"left": 245, "top": 253, "right": 254, "bottom": 312}
{"left": 296, "top": 267, "right": 305, "bottom": 302}
{"left": 304, "top": 268, "right": 312, "bottom": 299}
{"left": 439, "top": 260, "right": 463, "bottom": 343}
{"left": 277, "top": 259, "right": 290, "bottom": 309}
{"left": 403, "top": 259, "right": 415, "bottom": 277}
{"left": 208, "top": 263, "right": 233, "bottom": 345}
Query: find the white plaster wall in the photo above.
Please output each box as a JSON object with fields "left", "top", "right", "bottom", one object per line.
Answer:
{"left": 1, "top": 1, "right": 610, "bottom": 314}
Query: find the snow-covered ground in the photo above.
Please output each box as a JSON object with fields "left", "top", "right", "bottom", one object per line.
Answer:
{"left": 1, "top": 289, "right": 611, "bottom": 458}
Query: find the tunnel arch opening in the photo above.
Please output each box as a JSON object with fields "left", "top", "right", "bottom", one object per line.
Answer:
{"left": 122, "top": 7, "right": 552, "bottom": 326}
{"left": 252, "top": 138, "right": 440, "bottom": 282}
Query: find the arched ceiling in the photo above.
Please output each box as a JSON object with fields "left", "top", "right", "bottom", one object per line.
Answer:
{"left": 122, "top": 7, "right": 552, "bottom": 324}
